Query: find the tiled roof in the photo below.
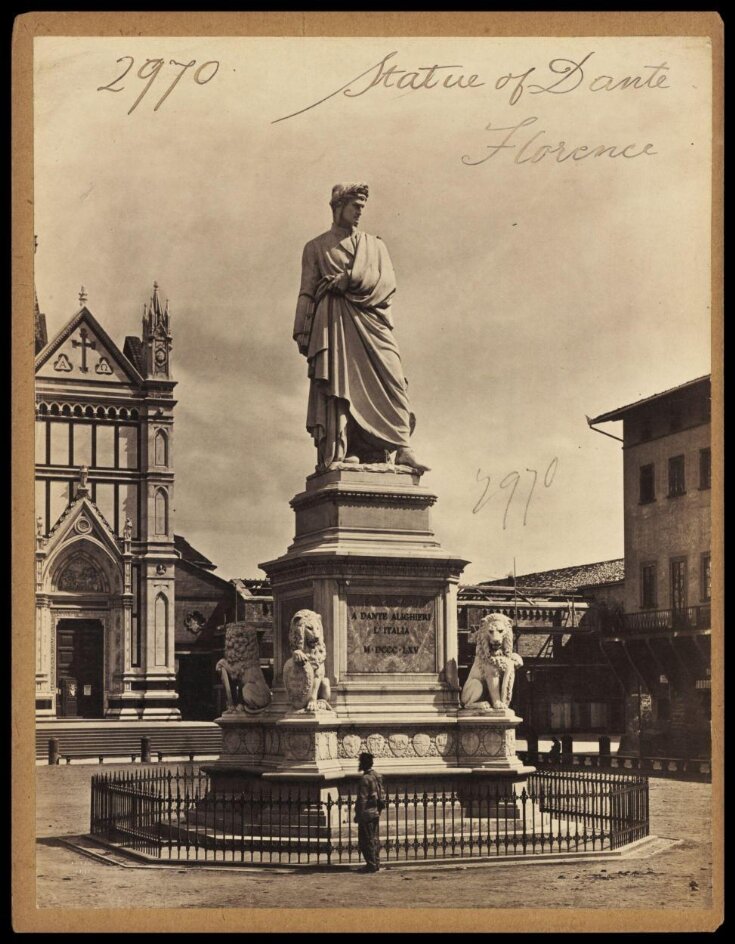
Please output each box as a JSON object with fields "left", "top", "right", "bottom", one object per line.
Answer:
{"left": 35, "top": 311, "right": 48, "bottom": 353}
{"left": 589, "top": 375, "right": 710, "bottom": 424}
{"left": 482, "top": 559, "right": 625, "bottom": 593}
{"left": 232, "top": 578, "right": 272, "bottom": 596}
{"left": 174, "top": 534, "right": 216, "bottom": 571}
{"left": 123, "top": 336, "right": 145, "bottom": 375}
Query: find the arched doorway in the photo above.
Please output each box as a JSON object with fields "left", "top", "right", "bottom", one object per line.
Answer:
{"left": 55, "top": 618, "right": 104, "bottom": 718}
{"left": 44, "top": 536, "right": 122, "bottom": 719}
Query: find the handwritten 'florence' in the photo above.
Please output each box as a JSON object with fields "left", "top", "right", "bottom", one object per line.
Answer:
{"left": 461, "top": 116, "right": 657, "bottom": 166}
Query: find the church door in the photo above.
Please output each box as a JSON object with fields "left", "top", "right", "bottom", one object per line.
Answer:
{"left": 56, "top": 619, "right": 104, "bottom": 718}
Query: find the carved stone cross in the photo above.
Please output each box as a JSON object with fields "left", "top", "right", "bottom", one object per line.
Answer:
{"left": 71, "top": 327, "right": 96, "bottom": 373}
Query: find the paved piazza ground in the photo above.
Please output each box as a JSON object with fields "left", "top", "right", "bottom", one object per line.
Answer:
{"left": 28, "top": 762, "right": 718, "bottom": 922}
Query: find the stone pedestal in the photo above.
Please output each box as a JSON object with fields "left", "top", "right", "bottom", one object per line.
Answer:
{"left": 456, "top": 707, "right": 529, "bottom": 774}
{"left": 204, "top": 463, "right": 533, "bottom": 788}
{"left": 262, "top": 464, "right": 467, "bottom": 726}
{"left": 213, "top": 710, "right": 343, "bottom": 780}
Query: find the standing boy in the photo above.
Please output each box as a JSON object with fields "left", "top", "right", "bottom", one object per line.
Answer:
{"left": 354, "top": 751, "right": 385, "bottom": 872}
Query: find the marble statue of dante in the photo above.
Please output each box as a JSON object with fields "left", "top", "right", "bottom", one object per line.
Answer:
{"left": 293, "top": 183, "right": 428, "bottom": 473}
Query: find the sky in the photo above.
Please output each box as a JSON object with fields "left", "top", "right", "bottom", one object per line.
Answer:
{"left": 33, "top": 35, "right": 712, "bottom": 584}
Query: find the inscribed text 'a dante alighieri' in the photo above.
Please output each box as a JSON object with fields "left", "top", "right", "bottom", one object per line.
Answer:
{"left": 346, "top": 595, "right": 436, "bottom": 673}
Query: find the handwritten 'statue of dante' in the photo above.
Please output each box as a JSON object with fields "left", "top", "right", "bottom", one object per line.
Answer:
{"left": 275, "top": 49, "right": 669, "bottom": 120}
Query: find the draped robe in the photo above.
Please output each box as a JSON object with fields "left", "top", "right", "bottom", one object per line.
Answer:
{"left": 293, "top": 224, "right": 413, "bottom": 469}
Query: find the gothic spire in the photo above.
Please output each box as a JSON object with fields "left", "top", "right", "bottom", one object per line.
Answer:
{"left": 143, "top": 281, "right": 170, "bottom": 335}
{"left": 142, "top": 281, "right": 172, "bottom": 378}
{"left": 33, "top": 235, "right": 48, "bottom": 354}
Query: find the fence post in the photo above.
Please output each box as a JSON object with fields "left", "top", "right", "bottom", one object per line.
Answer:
{"left": 526, "top": 730, "right": 539, "bottom": 765}
{"left": 598, "top": 736, "right": 611, "bottom": 767}
{"left": 141, "top": 736, "right": 151, "bottom": 763}
{"left": 48, "top": 737, "right": 59, "bottom": 766}
{"left": 561, "top": 734, "right": 574, "bottom": 762}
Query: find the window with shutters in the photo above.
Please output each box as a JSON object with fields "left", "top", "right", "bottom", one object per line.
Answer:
{"left": 700, "top": 553, "right": 711, "bottom": 603}
{"left": 641, "top": 563, "right": 657, "bottom": 609}
{"left": 639, "top": 464, "right": 655, "bottom": 503}
{"left": 668, "top": 455, "right": 686, "bottom": 497}
{"left": 670, "top": 558, "right": 688, "bottom": 613}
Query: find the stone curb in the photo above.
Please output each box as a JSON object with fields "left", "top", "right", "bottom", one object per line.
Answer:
{"left": 59, "top": 834, "right": 678, "bottom": 873}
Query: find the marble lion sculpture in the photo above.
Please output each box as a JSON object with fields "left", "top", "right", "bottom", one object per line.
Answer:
{"left": 460, "top": 613, "right": 523, "bottom": 710}
{"left": 216, "top": 623, "right": 272, "bottom": 713}
{"left": 283, "top": 609, "right": 333, "bottom": 712}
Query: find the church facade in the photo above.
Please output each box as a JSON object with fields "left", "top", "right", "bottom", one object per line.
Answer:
{"left": 34, "top": 285, "right": 180, "bottom": 720}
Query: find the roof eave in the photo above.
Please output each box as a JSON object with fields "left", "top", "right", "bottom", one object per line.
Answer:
{"left": 589, "top": 374, "right": 711, "bottom": 425}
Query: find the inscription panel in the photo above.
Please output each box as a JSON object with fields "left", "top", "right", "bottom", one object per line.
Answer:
{"left": 346, "top": 594, "right": 436, "bottom": 673}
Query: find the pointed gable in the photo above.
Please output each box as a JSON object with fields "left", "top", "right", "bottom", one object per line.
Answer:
{"left": 41, "top": 494, "right": 126, "bottom": 597}
{"left": 35, "top": 307, "right": 143, "bottom": 385}
{"left": 42, "top": 495, "right": 126, "bottom": 590}
{"left": 47, "top": 493, "right": 118, "bottom": 544}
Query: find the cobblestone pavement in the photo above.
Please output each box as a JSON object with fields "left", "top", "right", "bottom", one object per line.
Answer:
{"left": 34, "top": 764, "right": 714, "bottom": 912}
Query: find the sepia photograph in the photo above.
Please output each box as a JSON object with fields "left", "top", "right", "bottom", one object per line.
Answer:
{"left": 13, "top": 12, "right": 722, "bottom": 934}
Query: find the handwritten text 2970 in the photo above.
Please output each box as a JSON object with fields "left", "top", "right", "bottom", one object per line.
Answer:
{"left": 97, "top": 57, "right": 220, "bottom": 115}
{"left": 473, "top": 457, "right": 559, "bottom": 528}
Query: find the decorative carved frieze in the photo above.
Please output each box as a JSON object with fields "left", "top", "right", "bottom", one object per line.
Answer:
{"left": 265, "top": 728, "right": 280, "bottom": 756}
{"left": 215, "top": 720, "right": 519, "bottom": 770}
{"left": 482, "top": 730, "right": 503, "bottom": 756}
{"left": 220, "top": 725, "right": 337, "bottom": 762}
{"left": 458, "top": 725, "right": 515, "bottom": 758}
{"left": 337, "top": 728, "right": 458, "bottom": 759}
{"left": 222, "top": 729, "right": 241, "bottom": 754}
{"left": 285, "top": 731, "right": 314, "bottom": 761}
{"left": 459, "top": 730, "right": 480, "bottom": 756}
{"left": 342, "top": 733, "right": 362, "bottom": 758}
{"left": 315, "top": 731, "right": 337, "bottom": 760}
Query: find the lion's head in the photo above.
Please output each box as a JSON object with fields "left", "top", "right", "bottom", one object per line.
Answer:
{"left": 289, "top": 609, "right": 325, "bottom": 652}
{"left": 473, "top": 613, "right": 515, "bottom": 666}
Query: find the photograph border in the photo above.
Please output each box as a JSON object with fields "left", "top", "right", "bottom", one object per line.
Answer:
{"left": 12, "top": 10, "right": 723, "bottom": 933}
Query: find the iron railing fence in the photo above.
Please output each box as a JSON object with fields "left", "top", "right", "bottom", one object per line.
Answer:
{"left": 90, "top": 766, "right": 649, "bottom": 866}
{"left": 521, "top": 752, "right": 711, "bottom": 780}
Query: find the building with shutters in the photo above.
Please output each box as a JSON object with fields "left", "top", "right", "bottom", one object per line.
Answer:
{"left": 34, "top": 284, "right": 180, "bottom": 720}
{"left": 588, "top": 375, "right": 712, "bottom": 757}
